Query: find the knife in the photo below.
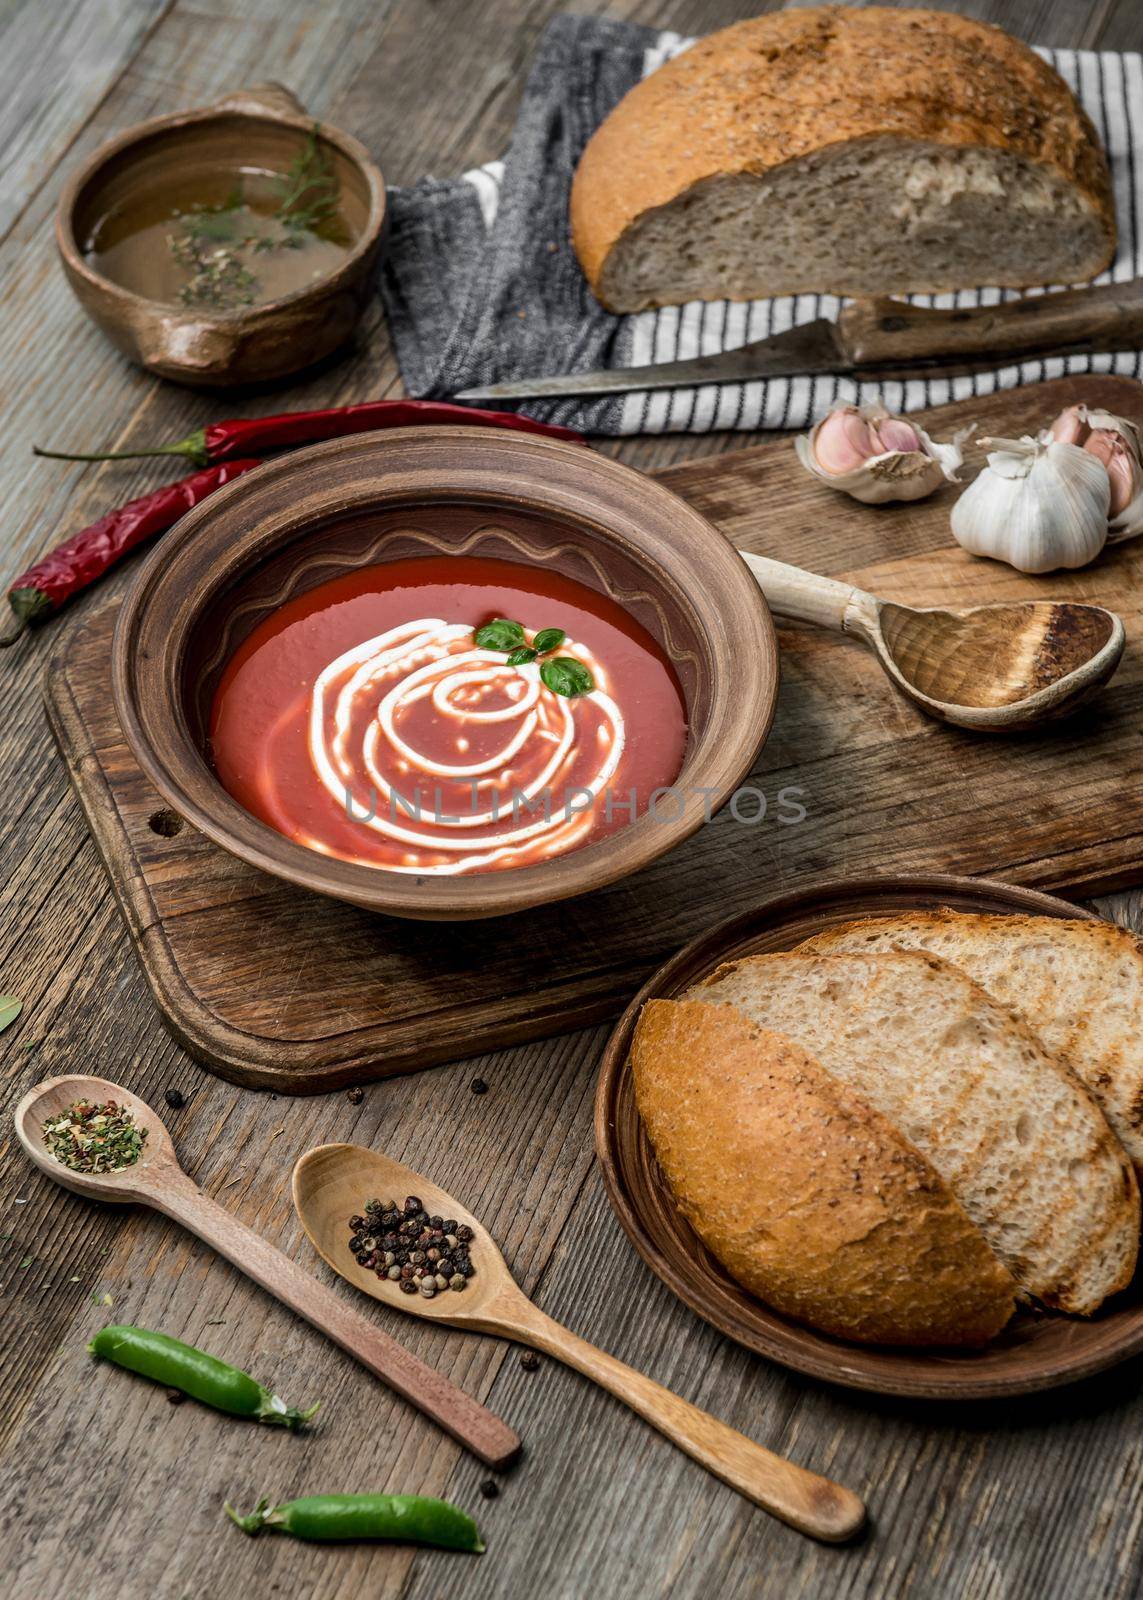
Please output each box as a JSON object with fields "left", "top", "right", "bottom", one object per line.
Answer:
{"left": 453, "top": 278, "right": 1143, "bottom": 402}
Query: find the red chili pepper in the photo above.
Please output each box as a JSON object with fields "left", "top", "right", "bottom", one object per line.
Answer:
{"left": 2, "top": 459, "right": 261, "bottom": 646}
{"left": 32, "top": 399, "right": 584, "bottom": 467}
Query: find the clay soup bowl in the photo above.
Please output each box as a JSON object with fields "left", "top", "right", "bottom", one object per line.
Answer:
{"left": 56, "top": 83, "right": 387, "bottom": 386}
{"left": 112, "top": 427, "right": 778, "bottom": 920}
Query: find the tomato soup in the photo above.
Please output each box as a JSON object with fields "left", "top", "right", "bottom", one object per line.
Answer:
{"left": 210, "top": 555, "right": 688, "bottom": 876}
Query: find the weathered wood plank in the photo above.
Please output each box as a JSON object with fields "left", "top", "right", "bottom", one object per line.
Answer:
{"left": 0, "top": 0, "right": 171, "bottom": 241}
{"left": 2, "top": 2, "right": 1142, "bottom": 1600}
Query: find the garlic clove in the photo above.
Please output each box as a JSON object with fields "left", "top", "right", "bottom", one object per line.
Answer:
{"left": 1047, "top": 405, "right": 1089, "bottom": 447}
{"left": 811, "top": 407, "right": 878, "bottom": 474}
{"left": 950, "top": 435, "right": 1110, "bottom": 574}
{"left": 1045, "top": 402, "right": 1143, "bottom": 538}
{"left": 871, "top": 416, "right": 923, "bottom": 454}
{"left": 795, "top": 402, "right": 966, "bottom": 505}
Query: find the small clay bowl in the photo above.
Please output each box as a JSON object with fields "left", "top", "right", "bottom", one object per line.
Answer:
{"left": 56, "top": 83, "right": 386, "bottom": 387}
{"left": 112, "top": 428, "right": 778, "bottom": 922}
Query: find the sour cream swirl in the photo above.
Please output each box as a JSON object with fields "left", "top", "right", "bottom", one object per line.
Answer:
{"left": 308, "top": 619, "right": 626, "bottom": 874}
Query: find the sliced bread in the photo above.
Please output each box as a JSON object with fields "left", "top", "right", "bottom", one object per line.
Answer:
{"left": 688, "top": 952, "right": 1139, "bottom": 1315}
{"left": 798, "top": 913, "right": 1143, "bottom": 1179}
{"left": 571, "top": 8, "right": 1115, "bottom": 311}
{"left": 631, "top": 999, "right": 1017, "bottom": 1346}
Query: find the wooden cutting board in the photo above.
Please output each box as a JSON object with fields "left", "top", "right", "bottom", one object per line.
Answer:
{"left": 44, "top": 374, "right": 1143, "bottom": 1093}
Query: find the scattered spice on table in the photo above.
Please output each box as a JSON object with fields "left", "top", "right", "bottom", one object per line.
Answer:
{"left": 43, "top": 1099, "right": 147, "bottom": 1173}
{"left": 470, "top": 1078, "right": 489, "bottom": 1096}
{"left": 348, "top": 1196, "right": 475, "bottom": 1299}
{"left": 519, "top": 1350, "right": 540, "bottom": 1372}
{"left": 33, "top": 398, "right": 584, "bottom": 467}
{"left": 346, "top": 1087, "right": 365, "bottom": 1105}
{"left": 1, "top": 458, "right": 261, "bottom": 645}
{"left": 164, "top": 1088, "right": 186, "bottom": 1109}
{"left": 479, "top": 1479, "right": 500, "bottom": 1500}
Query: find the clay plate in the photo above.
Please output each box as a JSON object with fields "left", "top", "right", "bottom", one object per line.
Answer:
{"left": 112, "top": 427, "right": 778, "bottom": 921}
{"left": 595, "top": 873, "right": 1143, "bottom": 1399}
{"left": 56, "top": 83, "right": 386, "bottom": 386}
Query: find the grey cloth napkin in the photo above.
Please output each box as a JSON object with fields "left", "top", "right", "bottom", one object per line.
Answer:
{"left": 381, "top": 12, "right": 1143, "bottom": 436}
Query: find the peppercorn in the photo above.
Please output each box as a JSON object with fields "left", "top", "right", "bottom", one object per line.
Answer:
{"left": 404, "top": 1196, "right": 421, "bottom": 1214}
{"left": 400, "top": 1280, "right": 417, "bottom": 1295}
{"left": 456, "top": 1224, "right": 473, "bottom": 1242}
{"left": 519, "top": 1351, "right": 539, "bottom": 1372}
{"left": 449, "top": 1274, "right": 467, "bottom": 1291}
{"left": 470, "top": 1078, "right": 488, "bottom": 1095}
{"left": 346, "top": 1087, "right": 364, "bottom": 1105}
{"left": 164, "top": 1089, "right": 186, "bottom": 1109}
{"left": 479, "top": 1479, "right": 500, "bottom": 1500}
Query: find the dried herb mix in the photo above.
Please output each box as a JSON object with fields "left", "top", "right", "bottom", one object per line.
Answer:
{"left": 43, "top": 1099, "right": 147, "bottom": 1173}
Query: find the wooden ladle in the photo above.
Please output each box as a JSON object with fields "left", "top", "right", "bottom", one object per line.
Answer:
{"left": 14, "top": 1076, "right": 520, "bottom": 1469}
{"left": 742, "top": 552, "right": 1125, "bottom": 732}
{"left": 292, "top": 1142, "right": 866, "bottom": 1543}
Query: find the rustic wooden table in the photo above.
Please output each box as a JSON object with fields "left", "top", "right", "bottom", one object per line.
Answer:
{"left": 3, "top": 2, "right": 1143, "bottom": 1596}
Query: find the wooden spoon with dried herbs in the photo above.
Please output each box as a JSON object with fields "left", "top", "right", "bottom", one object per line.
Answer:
{"left": 14, "top": 1074, "right": 520, "bottom": 1468}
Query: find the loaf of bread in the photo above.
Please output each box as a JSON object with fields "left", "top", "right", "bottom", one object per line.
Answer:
{"left": 688, "top": 952, "right": 1139, "bottom": 1317}
{"left": 571, "top": 7, "right": 1115, "bottom": 312}
{"left": 799, "top": 913, "right": 1143, "bottom": 1179}
{"left": 631, "top": 999, "right": 1017, "bottom": 1346}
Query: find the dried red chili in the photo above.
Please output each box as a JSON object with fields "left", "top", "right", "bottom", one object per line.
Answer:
{"left": 2, "top": 459, "right": 261, "bottom": 645}
{"left": 33, "top": 399, "right": 583, "bottom": 467}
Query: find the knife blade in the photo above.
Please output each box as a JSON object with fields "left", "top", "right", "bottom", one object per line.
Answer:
{"left": 452, "top": 279, "right": 1143, "bottom": 403}
{"left": 455, "top": 320, "right": 849, "bottom": 401}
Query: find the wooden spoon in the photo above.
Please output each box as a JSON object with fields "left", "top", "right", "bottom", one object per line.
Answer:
{"left": 742, "top": 552, "right": 1125, "bottom": 732}
{"left": 14, "top": 1076, "right": 520, "bottom": 1468}
{"left": 292, "top": 1142, "right": 866, "bottom": 1543}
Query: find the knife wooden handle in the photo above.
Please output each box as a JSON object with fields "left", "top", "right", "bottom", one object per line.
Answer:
{"left": 838, "top": 279, "right": 1143, "bottom": 370}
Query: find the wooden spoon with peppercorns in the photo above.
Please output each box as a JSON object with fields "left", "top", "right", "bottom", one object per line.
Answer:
{"left": 292, "top": 1142, "right": 866, "bottom": 1543}
{"left": 14, "top": 1075, "right": 520, "bottom": 1469}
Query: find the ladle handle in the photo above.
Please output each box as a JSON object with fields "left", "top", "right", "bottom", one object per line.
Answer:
{"left": 741, "top": 551, "right": 874, "bottom": 635}
{"left": 153, "top": 1173, "right": 521, "bottom": 1469}
{"left": 511, "top": 1301, "right": 864, "bottom": 1542}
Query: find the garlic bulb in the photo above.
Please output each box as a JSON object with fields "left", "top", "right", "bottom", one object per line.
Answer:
{"left": 950, "top": 435, "right": 1110, "bottom": 574}
{"left": 1047, "top": 404, "right": 1143, "bottom": 539}
{"left": 795, "top": 402, "right": 966, "bottom": 504}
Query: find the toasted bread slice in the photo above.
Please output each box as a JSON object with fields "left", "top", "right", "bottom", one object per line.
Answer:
{"left": 688, "top": 952, "right": 1139, "bottom": 1315}
{"left": 632, "top": 999, "right": 1017, "bottom": 1346}
{"left": 799, "top": 912, "right": 1143, "bottom": 1177}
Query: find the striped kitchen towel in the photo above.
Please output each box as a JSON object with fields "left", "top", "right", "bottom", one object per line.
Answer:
{"left": 380, "top": 12, "right": 1143, "bottom": 436}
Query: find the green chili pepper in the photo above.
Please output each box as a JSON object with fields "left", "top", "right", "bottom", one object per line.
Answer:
{"left": 88, "top": 1325, "right": 318, "bottom": 1430}
{"left": 225, "top": 1493, "right": 484, "bottom": 1550}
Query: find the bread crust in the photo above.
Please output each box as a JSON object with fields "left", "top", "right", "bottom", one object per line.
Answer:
{"left": 631, "top": 998, "right": 1017, "bottom": 1347}
{"left": 571, "top": 7, "right": 1115, "bottom": 307}
{"left": 690, "top": 950, "right": 1141, "bottom": 1315}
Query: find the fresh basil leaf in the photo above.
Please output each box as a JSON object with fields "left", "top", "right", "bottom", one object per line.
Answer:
{"left": 532, "top": 627, "right": 566, "bottom": 655}
{"left": 506, "top": 647, "right": 537, "bottom": 666}
{"left": 0, "top": 996, "right": 22, "bottom": 1035}
{"left": 540, "top": 657, "right": 594, "bottom": 697}
{"left": 475, "top": 618, "right": 526, "bottom": 651}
